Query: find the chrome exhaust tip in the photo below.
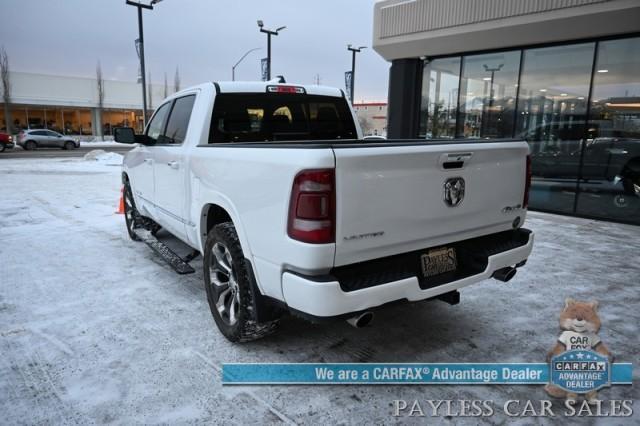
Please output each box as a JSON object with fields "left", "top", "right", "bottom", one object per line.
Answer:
{"left": 492, "top": 266, "right": 517, "bottom": 282}
{"left": 346, "top": 311, "right": 374, "bottom": 328}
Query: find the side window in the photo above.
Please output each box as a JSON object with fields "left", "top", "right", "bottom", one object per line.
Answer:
{"left": 145, "top": 102, "right": 172, "bottom": 144}
{"left": 163, "top": 95, "right": 196, "bottom": 144}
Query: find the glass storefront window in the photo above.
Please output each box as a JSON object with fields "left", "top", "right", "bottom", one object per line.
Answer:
{"left": 415, "top": 36, "right": 639, "bottom": 224}
{"left": 419, "top": 57, "right": 460, "bottom": 139}
{"left": 1, "top": 106, "right": 144, "bottom": 136}
{"left": 458, "top": 51, "right": 521, "bottom": 138}
{"left": 516, "top": 42, "right": 596, "bottom": 213}
{"left": 576, "top": 37, "right": 640, "bottom": 222}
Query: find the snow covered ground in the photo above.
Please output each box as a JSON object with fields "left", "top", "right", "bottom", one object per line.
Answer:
{"left": 0, "top": 157, "right": 638, "bottom": 424}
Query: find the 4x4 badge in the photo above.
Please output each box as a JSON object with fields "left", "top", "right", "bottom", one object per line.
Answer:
{"left": 443, "top": 177, "right": 465, "bottom": 207}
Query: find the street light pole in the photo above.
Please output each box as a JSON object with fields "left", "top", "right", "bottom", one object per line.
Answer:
{"left": 267, "top": 33, "right": 271, "bottom": 80}
{"left": 127, "top": 0, "right": 161, "bottom": 127}
{"left": 347, "top": 45, "right": 366, "bottom": 104}
{"left": 257, "top": 21, "right": 285, "bottom": 81}
{"left": 232, "top": 47, "right": 261, "bottom": 81}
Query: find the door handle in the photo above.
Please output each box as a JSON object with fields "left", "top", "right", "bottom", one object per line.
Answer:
{"left": 168, "top": 161, "right": 180, "bottom": 170}
{"left": 144, "top": 158, "right": 153, "bottom": 164}
{"left": 439, "top": 152, "right": 472, "bottom": 169}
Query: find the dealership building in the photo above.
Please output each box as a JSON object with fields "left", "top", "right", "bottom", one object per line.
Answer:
{"left": 353, "top": 102, "right": 388, "bottom": 136}
{"left": 0, "top": 71, "right": 165, "bottom": 136}
{"left": 374, "top": 0, "right": 640, "bottom": 225}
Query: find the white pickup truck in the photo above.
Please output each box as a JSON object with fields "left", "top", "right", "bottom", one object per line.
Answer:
{"left": 114, "top": 80, "right": 534, "bottom": 342}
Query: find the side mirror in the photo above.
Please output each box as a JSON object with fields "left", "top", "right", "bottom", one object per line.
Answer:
{"left": 113, "top": 127, "right": 137, "bottom": 144}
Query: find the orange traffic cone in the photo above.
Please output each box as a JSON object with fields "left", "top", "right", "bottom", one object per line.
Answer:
{"left": 116, "top": 187, "right": 125, "bottom": 214}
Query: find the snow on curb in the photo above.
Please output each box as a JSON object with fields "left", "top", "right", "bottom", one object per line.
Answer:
{"left": 83, "top": 149, "right": 123, "bottom": 166}
{"left": 80, "top": 141, "right": 128, "bottom": 148}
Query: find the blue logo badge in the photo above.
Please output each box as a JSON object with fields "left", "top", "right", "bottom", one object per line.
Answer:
{"left": 550, "top": 349, "right": 610, "bottom": 393}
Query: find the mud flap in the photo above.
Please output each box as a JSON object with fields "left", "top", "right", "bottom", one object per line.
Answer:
{"left": 243, "top": 258, "right": 284, "bottom": 322}
{"left": 134, "top": 229, "right": 196, "bottom": 275}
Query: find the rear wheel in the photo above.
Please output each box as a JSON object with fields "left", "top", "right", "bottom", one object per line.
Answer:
{"left": 63, "top": 141, "right": 75, "bottom": 150}
{"left": 621, "top": 161, "right": 640, "bottom": 196}
{"left": 123, "top": 182, "right": 142, "bottom": 241}
{"left": 25, "top": 140, "right": 36, "bottom": 151}
{"left": 204, "top": 222, "right": 278, "bottom": 342}
{"left": 0, "top": 144, "right": 5, "bottom": 153}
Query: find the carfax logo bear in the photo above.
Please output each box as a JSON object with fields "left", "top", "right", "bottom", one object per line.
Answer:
{"left": 544, "top": 298, "right": 613, "bottom": 404}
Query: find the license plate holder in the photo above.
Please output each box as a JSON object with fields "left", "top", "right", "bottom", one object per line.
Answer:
{"left": 420, "top": 247, "right": 457, "bottom": 278}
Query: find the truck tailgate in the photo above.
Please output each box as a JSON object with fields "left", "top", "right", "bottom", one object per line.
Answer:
{"left": 333, "top": 141, "right": 529, "bottom": 266}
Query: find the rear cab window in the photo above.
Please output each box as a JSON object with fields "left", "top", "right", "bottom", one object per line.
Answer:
{"left": 209, "top": 92, "right": 357, "bottom": 143}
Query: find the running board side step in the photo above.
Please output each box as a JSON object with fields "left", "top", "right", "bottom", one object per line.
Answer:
{"left": 134, "top": 229, "right": 196, "bottom": 275}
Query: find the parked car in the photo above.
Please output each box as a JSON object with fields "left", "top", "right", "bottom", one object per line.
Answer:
{"left": 114, "top": 81, "right": 534, "bottom": 342}
{"left": 17, "top": 129, "right": 80, "bottom": 150}
{"left": 0, "top": 132, "right": 15, "bottom": 152}
{"left": 521, "top": 121, "right": 640, "bottom": 196}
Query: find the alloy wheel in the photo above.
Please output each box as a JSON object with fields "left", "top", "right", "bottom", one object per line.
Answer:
{"left": 209, "top": 242, "right": 240, "bottom": 326}
{"left": 124, "top": 187, "right": 140, "bottom": 237}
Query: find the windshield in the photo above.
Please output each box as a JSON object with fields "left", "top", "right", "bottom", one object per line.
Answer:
{"left": 209, "top": 93, "right": 357, "bottom": 143}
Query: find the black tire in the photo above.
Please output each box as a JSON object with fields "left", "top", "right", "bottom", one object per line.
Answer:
{"left": 25, "top": 140, "right": 37, "bottom": 151}
{"left": 621, "top": 161, "right": 640, "bottom": 196}
{"left": 622, "top": 178, "right": 639, "bottom": 196}
{"left": 63, "top": 141, "right": 75, "bottom": 150}
{"left": 203, "top": 222, "right": 278, "bottom": 342}
{"left": 0, "top": 143, "right": 5, "bottom": 153}
{"left": 123, "top": 182, "right": 142, "bottom": 241}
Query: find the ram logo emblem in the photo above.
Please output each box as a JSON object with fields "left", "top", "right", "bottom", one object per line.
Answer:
{"left": 443, "top": 177, "right": 465, "bottom": 207}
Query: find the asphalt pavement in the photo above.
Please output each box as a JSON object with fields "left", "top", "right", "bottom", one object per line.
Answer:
{"left": 0, "top": 145, "right": 133, "bottom": 159}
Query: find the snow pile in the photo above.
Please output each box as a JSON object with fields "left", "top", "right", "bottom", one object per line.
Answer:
{"left": 80, "top": 140, "right": 127, "bottom": 148}
{"left": 83, "top": 149, "right": 123, "bottom": 165}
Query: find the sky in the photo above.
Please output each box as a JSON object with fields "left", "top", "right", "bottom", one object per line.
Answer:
{"left": 0, "top": 0, "right": 389, "bottom": 102}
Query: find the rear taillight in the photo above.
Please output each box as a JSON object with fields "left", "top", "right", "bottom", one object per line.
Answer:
{"left": 523, "top": 155, "right": 532, "bottom": 209}
{"left": 287, "top": 169, "right": 335, "bottom": 244}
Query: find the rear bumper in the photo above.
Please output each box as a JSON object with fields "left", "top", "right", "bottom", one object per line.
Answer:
{"left": 282, "top": 229, "right": 534, "bottom": 317}
{"left": 1, "top": 143, "right": 14, "bottom": 149}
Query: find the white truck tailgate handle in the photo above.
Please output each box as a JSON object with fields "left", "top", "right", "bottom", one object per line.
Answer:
{"left": 144, "top": 158, "right": 153, "bottom": 165}
{"left": 168, "top": 161, "right": 180, "bottom": 170}
{"left": 439, "top": 152, "right": 472, "bottom": 169}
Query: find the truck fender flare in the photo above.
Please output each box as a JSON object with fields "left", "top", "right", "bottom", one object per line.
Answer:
{"left": 198, "top": 200, "right": 253, "bottom": 263}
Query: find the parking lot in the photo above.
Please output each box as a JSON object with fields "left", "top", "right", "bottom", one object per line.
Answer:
{"left": 0, "top": 156, "right": 638, "bottom": 424}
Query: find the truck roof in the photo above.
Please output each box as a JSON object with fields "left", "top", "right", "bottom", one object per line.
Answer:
{"left": 216, "top": 81, "right": 345, "bottom": 98}
{"left": 172, "top": 81, "right": 344, "bottom": 99}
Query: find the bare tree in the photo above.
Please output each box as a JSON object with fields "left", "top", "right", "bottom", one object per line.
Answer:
{"left": 174, "top": 66, "right": 180, "bottom": 92}
{"left": 96, "top": 61, "right": 105, "bottom": 140}
{"left": 147, "top": 71, "right": 153, "bottom": 117}
{"left": 163, "top": 72, "right": 168, "bottom": 99}
{"left": 1, "top": 46, "right": 12, "bottom": 133}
